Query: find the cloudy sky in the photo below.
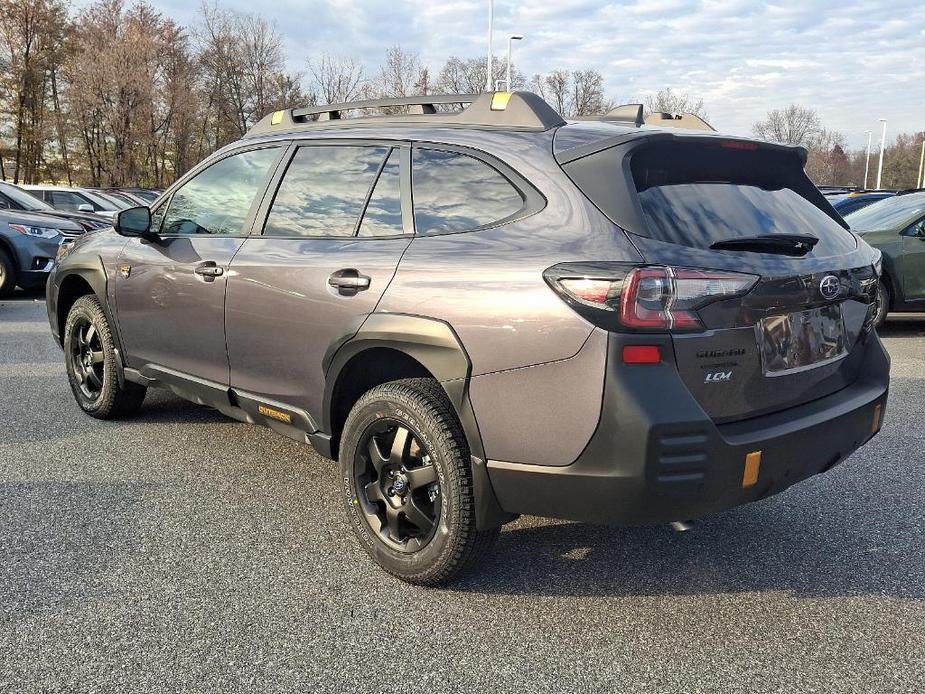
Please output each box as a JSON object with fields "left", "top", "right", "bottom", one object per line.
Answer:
{"left": 149, "top": 0, "right": 923, "bottom": 148}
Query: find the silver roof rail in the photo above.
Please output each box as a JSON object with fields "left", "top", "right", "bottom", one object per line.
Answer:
{"left": 643, "top": 111, "right": 715, "bottom": 132}
{"left": 246, "top": 91, "right": 567, "bottom": 138}
{"left": 602, "top": 104, "right": 644, "bottom": 127}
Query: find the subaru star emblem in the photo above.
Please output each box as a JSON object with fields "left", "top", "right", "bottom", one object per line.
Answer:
{"left": 819, "top": 275, "right": 840, "bottom": 300}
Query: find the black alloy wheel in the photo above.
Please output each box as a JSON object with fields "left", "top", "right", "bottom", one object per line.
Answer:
{"left": 68, "top": 318, "right": 105, "bottom": 401}
{"left": 63, "top": 294, "right": 146, "bottom": 419}
{"left": 355, "top": 420, "right": 441, "bottom": 553}
{"left": 339, "top": 378, "right": 500, "bottom": 585}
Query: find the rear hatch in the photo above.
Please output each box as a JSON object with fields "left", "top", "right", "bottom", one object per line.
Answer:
{"left": 558, "top": 134, "right": 881, "bottom": 423}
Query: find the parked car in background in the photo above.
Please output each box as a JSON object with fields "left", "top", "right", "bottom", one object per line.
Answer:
{"left": 21, "top": 185, "right": 123, "bottom": 220}
{"left": 120, "top": 188, "right": 163, "bottom": 204}
{"left": 846, "top": 191, "right": 925, "bottom": 327}
{"left": 832, "top": 191, "right": 896, "bottom": 216}
{"left": 92, "top": 189, "right": 150, "bottom": 207}
{"left": 0, "top": 208, "right": 83, "bottom": 296}
{"left": 0, "top": 181, "right": 111, "bottom": 232}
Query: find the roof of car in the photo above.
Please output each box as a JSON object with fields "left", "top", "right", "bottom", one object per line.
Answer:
{"left": 241, "top": 90, "right": 799, "bottom": 169}
{"left": 20, "top": 184, "right": 91, "bottom": 192}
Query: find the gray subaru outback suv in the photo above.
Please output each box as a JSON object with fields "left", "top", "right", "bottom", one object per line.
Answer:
{"left": 46, "top": 92, "right": 889, "bottom": 585}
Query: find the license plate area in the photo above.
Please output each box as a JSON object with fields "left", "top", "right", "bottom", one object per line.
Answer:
{"left": 757, "top": 304, "right": 848, "bottom": 376}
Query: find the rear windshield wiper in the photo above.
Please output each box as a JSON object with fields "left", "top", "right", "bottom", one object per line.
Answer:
{"left": 709, "top": 233, "right": 819, "bottom": 256}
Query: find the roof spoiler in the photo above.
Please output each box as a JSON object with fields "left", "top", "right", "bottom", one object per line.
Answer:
{"left": 246, "top": 91, "right": 566, "bottom": 137}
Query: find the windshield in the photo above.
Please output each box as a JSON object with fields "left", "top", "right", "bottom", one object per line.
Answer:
{"left": 0, "top": 183, "right": 54, "bottom": 211}
{"left": 845, "top": 194, "right": 925, "bottom": 232}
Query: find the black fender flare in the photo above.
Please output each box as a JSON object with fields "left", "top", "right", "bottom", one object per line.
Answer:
{"left": 319, "top": 312, "right": 512, "bottom": 529}
{"left": 53, "top": 257, "right": 128, "bottom": 385}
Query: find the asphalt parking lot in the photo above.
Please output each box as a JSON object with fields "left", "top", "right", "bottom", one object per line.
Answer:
{"left": 1, "top": 288, "right": 923, "bottom": 693}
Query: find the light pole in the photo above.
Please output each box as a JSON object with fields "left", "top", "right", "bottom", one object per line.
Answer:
{"left": 918, "top": 139, "right": 924, "bottom": 189}
{"left": 506, "top": 35, "right": 523, "bottom": 91}
{"left": 863, "top": 130, "right": 872, "bottom": 189}
{"left": 485, "top": 0, "right": 494, "bottom": 92}
{"left": 875, "top": 118, "right": 887, "bottom": 190}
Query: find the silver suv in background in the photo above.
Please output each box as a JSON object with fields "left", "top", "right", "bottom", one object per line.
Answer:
{"left": 45, "top": 92, "right": 890, "bottom": 585}
{"left": 21, "top": 184, "right": 126, "bottom": 221}
{"left": 0, "top": 181, "right": 111, "bottom": 232}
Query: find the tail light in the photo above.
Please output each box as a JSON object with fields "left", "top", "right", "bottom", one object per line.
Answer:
{"left": 545, "top": 263, "right": 758, "bottom": 333}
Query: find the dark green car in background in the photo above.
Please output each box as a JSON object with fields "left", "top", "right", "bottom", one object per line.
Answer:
{"left": 846, "top": 192, "right": 925, "bottom": 327}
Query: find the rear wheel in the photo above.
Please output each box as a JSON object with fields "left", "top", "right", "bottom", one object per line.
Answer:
{"left": 873, "top": 279, "right": 890, "bottom": 329}
{"left": 64, "top": 295, "right": 147, "bottom": 419}
{"left": 0, "top": 247, "right": 16, "bottom": 297}
{"left": 339, "top": 378, "right": 499, "bottom": 585}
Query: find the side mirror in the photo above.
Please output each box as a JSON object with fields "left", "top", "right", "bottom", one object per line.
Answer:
{"left": 114, "top": 206, "right": 157, "bottom": 240}
{"left": 77, "top": 203, "right": 94, "bottom": 213}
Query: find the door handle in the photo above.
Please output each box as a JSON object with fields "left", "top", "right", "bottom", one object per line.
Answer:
{"left": 195, "top": 262, "right": 224, "bottom": 279}
{"left": 328, "top": 269, "right": 371, "bottom": 295}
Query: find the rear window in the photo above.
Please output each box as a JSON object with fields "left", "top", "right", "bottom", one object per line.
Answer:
{"left": 632, "top": 144, "right": 855, "bottom": 250}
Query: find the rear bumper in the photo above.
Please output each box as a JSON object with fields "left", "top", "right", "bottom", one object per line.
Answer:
{"left": 486, "top": 332, "right": 890, "bottom": 525}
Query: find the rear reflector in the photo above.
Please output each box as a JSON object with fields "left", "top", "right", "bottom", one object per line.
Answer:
{"left": 622, "top": 345, "right": 661, "bottom": 364}
{"left": 871, "top": 403, "right": 882, "bottom": 435}
{"left": 742, "top": 450, "right": 762, "bottom": 487}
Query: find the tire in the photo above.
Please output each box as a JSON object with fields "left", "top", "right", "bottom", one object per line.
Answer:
{"left": 873, "top": 279, "right": 890, "bottom": 330}
{"left": 0, "top": 247, "right": 16, "bottom": 298}
{"left": 63, "top": 294, "right": 147, "bottom": 419}
{"left": 339, "top": 378, "right": 499, "bottom": 586}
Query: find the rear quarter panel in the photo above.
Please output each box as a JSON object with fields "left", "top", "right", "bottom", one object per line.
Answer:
{"left": 376, "top": 129, "right": 639, "bottom": 465}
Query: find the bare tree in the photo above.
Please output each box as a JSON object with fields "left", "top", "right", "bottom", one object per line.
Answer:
{"left": 436, "top": 56, "right": 524, "bottom": 95}
{"left": 644, "top": 87, "right": 708, "bottom": 119}
{"left": 752, "top": 105, "right": 821, "bottom": 147}
{"left": 532, "top": 68, "right": 608, "bottom": 117}
{"left": 805, "top": 128, "right": 849, "bottom": 185}
{"left": 308, "top": 53, "right": 366, "bottom": 104}
{"left": 571, "top": 69, "right": 605, "bottom": 116}
{"left": 376, "top": 45, "right": 423, "bottom": 98}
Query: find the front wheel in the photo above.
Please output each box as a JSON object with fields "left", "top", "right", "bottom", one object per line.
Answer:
{"left": 339, "top": 378, "right": 499, "bottom": 586}
{"left": 64, "top": 294, "right": 147, "bottom": 419}
{"left": 873, "top": 279, "right": 890, "bottom": 330}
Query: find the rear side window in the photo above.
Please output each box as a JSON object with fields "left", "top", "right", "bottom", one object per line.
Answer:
{"left": 412, "top": 149, "right": 523, "bottom": 233}
{"left": 49, "top": 190, "right": 91, "bottom": 212}
{"left": 265, "top": 145, "right": 388, "bottom": 237}
{"left": 632, "top": 144, "right": 856, "bottom": 251}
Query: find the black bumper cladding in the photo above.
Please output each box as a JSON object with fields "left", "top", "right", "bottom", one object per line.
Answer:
{"left": 486, "top": 332, "right": 890, "bottom": 526}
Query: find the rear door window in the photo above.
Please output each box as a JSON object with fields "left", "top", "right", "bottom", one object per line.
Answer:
{"left": 412, "top": 149, "right": 524, "bottom": 233}
{"left": 264, "top": 145, "right": 388, "bottom": 237}
{"left": 358, "top": 150, "right": 404, "bottom": 237}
